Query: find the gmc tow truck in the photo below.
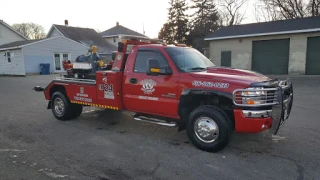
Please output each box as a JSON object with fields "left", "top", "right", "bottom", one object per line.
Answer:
{"left": 34, "top": 36, "right": 293, "bottom": 152}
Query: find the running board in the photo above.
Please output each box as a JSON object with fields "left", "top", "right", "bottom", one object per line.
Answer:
{"left": 133, "top": 116, "right": 177, "bottom": 127}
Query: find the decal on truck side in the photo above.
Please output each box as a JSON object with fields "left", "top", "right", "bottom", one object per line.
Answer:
{"left": 138, "top": 96, "right": 158, "bottom": 101}
{"left": 192, "top": 80, "right": 229, "bottom": 88}
{"left": 117, "top": 54, "right": 122, "bottom": 60}
{"left": 140, "top": 79, "right": 156, "bottom": 94}
{"left": 104, "top": 83, "right": 115, "bottom": 99}
{"left": 74, "top": 87, "right": 92, "bottom": 102}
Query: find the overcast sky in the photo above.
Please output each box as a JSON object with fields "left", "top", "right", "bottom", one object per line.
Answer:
{"left": 1, "top": 0, "right": 256, "bottom": 38}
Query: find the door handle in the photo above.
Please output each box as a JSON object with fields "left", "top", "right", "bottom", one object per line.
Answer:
{"left": 129, "top": 78, "right": 138, "bottom": 84}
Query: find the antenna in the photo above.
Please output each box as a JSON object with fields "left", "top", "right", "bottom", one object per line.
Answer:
{"left": 143, "top": 23, "right": 145, "bottom": 35}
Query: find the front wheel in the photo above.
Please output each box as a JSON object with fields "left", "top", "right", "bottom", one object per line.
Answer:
{"left": 187, "top": 105, "right": 233, "bottom": 152}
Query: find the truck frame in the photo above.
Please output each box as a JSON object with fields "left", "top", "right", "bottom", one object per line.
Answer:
{"left": 34, "top": 36, "right": 293, "bottom": 152}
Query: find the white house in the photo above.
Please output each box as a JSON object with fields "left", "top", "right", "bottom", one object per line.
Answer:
{"left": 0, "top": 20, "right": 116, "bottom": 76}
{"left": 0, "top": 36, "right": 88, "bottom": 75}
{"left": 100, "top": 22, "right": 148, "bottom": 47}
{"left": 0, "top": 20, "right": 28, "bottom": 46}
{"left": 47, "top": 20, "right": 117, "bottom": 60}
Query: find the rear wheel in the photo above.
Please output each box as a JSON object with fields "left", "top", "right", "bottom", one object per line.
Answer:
{"left": 71, "top": 104, "right": 83, "bottom": 118}
{"left": 51, "top": 91, "right": 82, "bottom": 120}
{"left": 187, "top": 105, "right": 233, "bottom": 152}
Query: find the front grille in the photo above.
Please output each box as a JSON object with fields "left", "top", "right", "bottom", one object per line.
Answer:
{"left": 233, "top": 88, "right": 279, "bottom": 107}
{"left": 266, "top": 90, "right": 277, "bottom": 104}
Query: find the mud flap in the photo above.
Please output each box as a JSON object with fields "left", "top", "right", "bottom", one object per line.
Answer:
{"left": 47, "top": 101, "right": 52, "bottom": 109}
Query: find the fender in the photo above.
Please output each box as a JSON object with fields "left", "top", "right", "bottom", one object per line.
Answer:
{"left": 177, "top": 89, "right": 233, "bottom": 131}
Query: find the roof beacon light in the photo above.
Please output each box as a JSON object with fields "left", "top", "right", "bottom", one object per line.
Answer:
{"left": 118, "top": 35, "right": 164, "bottom": 44}
{"left": 175, "top": 44, "right": 187, "bottom": 47}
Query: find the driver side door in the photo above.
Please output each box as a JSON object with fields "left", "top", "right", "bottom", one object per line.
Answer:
{"left": 123, "top": 48, "right": 180, "bottom": 118}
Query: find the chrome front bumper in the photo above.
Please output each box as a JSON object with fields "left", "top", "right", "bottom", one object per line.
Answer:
{"left": 242, "top": 110, "right": 272, "bottom": 118}
{"left": 233, "top": 80, "right": 294, "bottom": 135}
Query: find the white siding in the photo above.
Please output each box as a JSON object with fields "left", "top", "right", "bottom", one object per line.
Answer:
{"left": 104, "top": 37, "right": 119, "bottom": 47}
{"left": 0, "top": 23, "right": 26, "bottom": 45}
{"left": 48, "top": 28, "right": 63, "bottom": 38}
{"left": 23, "top": 37, "right": 88, "bottom": 73}
{"left": 0, "top": 49, "right": 25, "bottom": 75}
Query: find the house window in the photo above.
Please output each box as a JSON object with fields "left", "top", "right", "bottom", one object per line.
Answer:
{"left": 54, "top": 54, "right": 61, "bottom": 70}
{"left": 6, "top": 51, "right": 11, "bottom": 63}
{"left": 113, "top": 37, "right": 116, "bottom": 43}
{"left": 63, "top": 54, "right": 69, "bottom": 60}
{"left": 54, "top": 53, "right": 70, "bottom": 71}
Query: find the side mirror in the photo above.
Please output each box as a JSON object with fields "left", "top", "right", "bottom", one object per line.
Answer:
{"left": 147, "top": 59, "right": 172, "bottom": 76}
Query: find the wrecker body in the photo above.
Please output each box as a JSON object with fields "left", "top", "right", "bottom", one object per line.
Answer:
{"left": 34, "top": 37, "right": 293, "bottom": 152}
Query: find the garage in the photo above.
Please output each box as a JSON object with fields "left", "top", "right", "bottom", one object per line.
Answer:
{"left": 252, "top": 39, "right": 290, "bottom": 74}
{"left": 306, "top": 36, "right": 320, "bottom": 75}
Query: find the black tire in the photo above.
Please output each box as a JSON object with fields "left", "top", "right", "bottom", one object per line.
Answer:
{"left": 51, "top": 91, "right": 75, "bottom": 121}
{"left": 70, "top": 104, "right": 83, "bottom": 118}
{"left": 187, "top": 105, "right": 233, "bottom": 152}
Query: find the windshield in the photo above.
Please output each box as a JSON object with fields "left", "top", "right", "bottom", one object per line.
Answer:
{"left": 164, "top": 47, "right": 214, "bottom": 72}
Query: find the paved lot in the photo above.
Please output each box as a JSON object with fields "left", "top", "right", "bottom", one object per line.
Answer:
{"left": 0, "top": 74, "right": 319, "bottom": 180}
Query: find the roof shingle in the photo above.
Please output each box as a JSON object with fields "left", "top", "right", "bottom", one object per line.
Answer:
{"left": 53, "top": 24, "right": 117, "bottom": 54}
{"left": 100, "top": 23, "right": 147, "bottom": 38}
{"left": 205, "top": 16, "right": 320, "bottom": 40}
{"left": 0, "top": 39, "right": 40, "bottom": 49}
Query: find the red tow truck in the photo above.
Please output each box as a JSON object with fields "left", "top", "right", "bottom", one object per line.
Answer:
{"left": 34, "top": 36, "right": 293, "bottom": 152}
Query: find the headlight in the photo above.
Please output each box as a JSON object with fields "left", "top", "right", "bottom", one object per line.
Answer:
{"left": 241, "top": 87, "right": 267, "bottom": 105}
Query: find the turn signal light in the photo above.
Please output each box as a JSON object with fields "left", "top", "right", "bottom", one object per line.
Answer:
{"left": 246, "top": 100, "right": 255, "bottom": 105}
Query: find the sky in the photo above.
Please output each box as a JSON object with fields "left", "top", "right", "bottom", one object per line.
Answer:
{"left": 1, "top": 0, "right": 257, "bottom": 38}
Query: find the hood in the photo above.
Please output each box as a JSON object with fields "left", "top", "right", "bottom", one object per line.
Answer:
{"left": 190, "top": 67, "right": 272, "bottom": 86}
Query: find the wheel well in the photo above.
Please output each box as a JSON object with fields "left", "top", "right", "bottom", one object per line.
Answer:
{"left": 179, "top": 93, "right": 235, "bottom": 131}
{"left": 50, "top": 85, "right": 66, "bottom": 98}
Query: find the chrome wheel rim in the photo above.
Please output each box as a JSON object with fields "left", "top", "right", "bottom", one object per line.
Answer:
{"left": 54, "top": 98, "right": 65, "bottom": 115}
{"left": 194, "top": 117, "right": 219, "bottom": 143}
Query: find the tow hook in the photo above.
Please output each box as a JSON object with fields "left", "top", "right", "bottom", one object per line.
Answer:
{"left": 33, "top": 86, "right": 44, "bottom": 92}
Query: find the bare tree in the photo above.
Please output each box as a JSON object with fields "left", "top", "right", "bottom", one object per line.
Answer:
{"left": 12, "top": 23, "right": 46, "bottom": 39}
{"left": 254, "top": 0, "right": 280, "bottom": 22}
{"left": 307, "top": 0, "right": 320, "bottom": 16}
{"left": 217, "top": 0, "right": 249, "bottom": 26}
{"left": 256, "top": 0, "right": 320, "bottom": 21}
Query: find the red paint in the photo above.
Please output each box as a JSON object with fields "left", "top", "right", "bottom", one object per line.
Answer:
{"left": 43, "top": 40, "right": 277, "bottom": 133}
{"left": 234, "top": 109, "right": 272, "bottom": 133}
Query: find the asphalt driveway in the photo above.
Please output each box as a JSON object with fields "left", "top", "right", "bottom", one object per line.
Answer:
{"left": 0, "top": 74, "right": 319, "bottom": 180}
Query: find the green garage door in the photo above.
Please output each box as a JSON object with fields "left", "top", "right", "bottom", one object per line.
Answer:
{"left": 306, "top": 36, "right": 320, "bottom": 75}
{"left": 252, "top": 39, "right": 290, "bottom": 74}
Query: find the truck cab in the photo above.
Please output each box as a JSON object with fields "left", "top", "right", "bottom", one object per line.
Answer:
{"left": 34, "top": 36, "right": 293, "bottom": 152}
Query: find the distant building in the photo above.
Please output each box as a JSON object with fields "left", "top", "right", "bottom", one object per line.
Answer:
{"left": 0, "top": 36, "right": 89, "bottom": 75}
{"left": 47, "top": 20, "right": 117, "bottom": 58}
{"left": 100, "top": 22, "right": 148, "bottom": 47}
{"left": 0, "top": 20, "right": 114, "bottom": 75}
{"left": 205, "top": 16, "right": 320, "bottom": 75}
{"left": 0, "top": 20, "right": 28, "bottom": 45}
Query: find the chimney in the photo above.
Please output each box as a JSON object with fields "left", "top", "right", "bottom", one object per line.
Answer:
{"left": 116, "top": 22, "right": 119, "bottom": 26}
{"left": 65, "top": 20, "right": 68, "bottom": 26}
